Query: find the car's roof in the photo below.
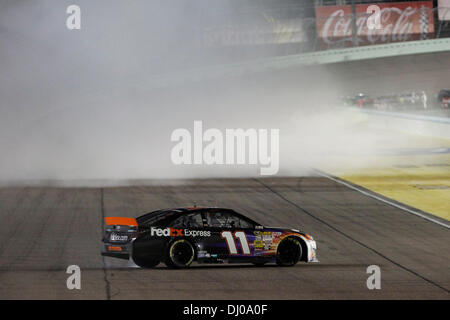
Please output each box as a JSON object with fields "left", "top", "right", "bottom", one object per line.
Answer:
{"left": 136, "top": 207, "right": 234, "bottom": 220}
{"left": 168, "top": 207, "right": 236, "bottom": 212}
{"left": 136, "top": 207, "right": 259, "bottom": 226}
{"left": 147, "top": 207, "right": 233, "bottom": 213}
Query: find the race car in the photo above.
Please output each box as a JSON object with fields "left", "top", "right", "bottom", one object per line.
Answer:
{"left": 437, "top": 89, "right": 450, "bottom": 108}
{"left": 101, "top": 207, "right": 318, "bottom": 268}
{"left": 341, "top": 93, "right": 374, "bottom": 108}
{"left": 354, "top": 93, "right": 373, "bottom": 108}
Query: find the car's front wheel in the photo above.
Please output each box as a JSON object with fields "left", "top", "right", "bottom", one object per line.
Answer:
{"left": 276, "top": 237, "right": 301, "bottom": 267}
{"left": 165, "top": 239, "right": 195, "bottom": 268}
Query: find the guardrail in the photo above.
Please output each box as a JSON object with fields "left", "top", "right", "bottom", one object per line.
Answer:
{"left": 357, "top": 109, "right": 450, "bottom": 124}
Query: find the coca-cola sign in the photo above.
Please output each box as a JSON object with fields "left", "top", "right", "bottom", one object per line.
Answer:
{"left": 316, "top": 1, "right": 434, "bottom": 48}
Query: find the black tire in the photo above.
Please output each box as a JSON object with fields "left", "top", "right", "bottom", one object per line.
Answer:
{"left": 165, "top": 239, "right": 195, "bottom": 268}
{"left": 132, "top": 253, "right": 160, "bottom": 268}
{"left": 252, "top": 262, "right": 267, "bottom": 267}
{"left": 276, "top": 237, "right": 301, "bottom": 267}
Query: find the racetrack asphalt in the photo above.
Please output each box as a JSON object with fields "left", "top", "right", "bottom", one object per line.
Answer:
{"left": 0, "top": 177, "right": 448, "bottom": 299}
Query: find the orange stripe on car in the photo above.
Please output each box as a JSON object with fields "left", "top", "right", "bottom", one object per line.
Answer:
{"left": 108, "top": 246, "right": 122, "bottom": 252}
{"left": 104, "top": 217, "right": 138, "bottom": 227}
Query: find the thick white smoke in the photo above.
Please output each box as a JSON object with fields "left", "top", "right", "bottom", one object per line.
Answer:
{"left": 1, "top": 1, "right": 448, "bottom": 186}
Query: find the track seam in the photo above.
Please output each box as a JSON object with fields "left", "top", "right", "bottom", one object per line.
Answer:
{"left": 100, "top": 188, "right": 112, "bottom": 300}
{"left": 254, "top": 178, "right": 450, "bottom": 294}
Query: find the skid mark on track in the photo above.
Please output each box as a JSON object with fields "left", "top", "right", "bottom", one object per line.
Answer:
{"left": 100, "top": 188, "right": 112, "bottom": 300}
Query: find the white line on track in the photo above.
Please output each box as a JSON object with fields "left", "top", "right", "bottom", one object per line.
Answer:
{"left": 315, "top": 170, "right": 450, "bottom": 229}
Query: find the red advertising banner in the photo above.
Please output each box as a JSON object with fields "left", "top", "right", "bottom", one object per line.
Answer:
{"left": 315, "top": 1, "right": 434, "bottom": 48}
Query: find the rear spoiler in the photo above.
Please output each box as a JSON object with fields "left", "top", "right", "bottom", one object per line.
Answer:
{"left": 104, "top": 217, "right": 138, "bottom": 227}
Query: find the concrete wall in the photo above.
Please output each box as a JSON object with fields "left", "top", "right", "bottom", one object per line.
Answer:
{"left": 344, "top": 107, "right": 450, "bottom": 139}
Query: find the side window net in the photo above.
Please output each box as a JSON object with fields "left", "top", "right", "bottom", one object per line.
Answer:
{"left": 206, "top": 211, "right": 253, "bottom": 228}
{"left": 171, "top": 213, "right": 203, "bottom": 228}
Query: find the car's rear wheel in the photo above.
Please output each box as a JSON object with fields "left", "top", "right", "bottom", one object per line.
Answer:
{"left": 276, "top": 237, "right": 301, "bottom": 267}
{"left": 165, "top": 239, "right": 195, "bottom": 268}
{"left": 132, "top": 252, "right": 159, "bottom": 268}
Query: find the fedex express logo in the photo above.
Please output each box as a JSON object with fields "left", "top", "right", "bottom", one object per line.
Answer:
{"left": 150, "top": 227, "right": 211, "bottom": 237}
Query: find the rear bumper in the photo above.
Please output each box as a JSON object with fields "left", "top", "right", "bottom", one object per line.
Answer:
{"left": 101, "top": 242, "right": 132, "bottom": 260}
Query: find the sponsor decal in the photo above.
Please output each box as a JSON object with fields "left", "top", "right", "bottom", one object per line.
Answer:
{"left": 253, "top": 231, "right": 277, "bottom": 250}
{"left": 149, "top": 227, "right": 182, "bottom": 237}
{"left": 110, "top": 233, "right": 128, "bottom": 241}
{"left": 262, "top": 233, "right": 273, "bottom": 250}
{"left": 184, "top": 229, "right": 211, "bottom": 237}
{"left": 272, "top": 232, "right": 282, "bottom": 241}
{"left": 150, "top": 227, "right": 211, "bottom": 237}
{"left": 254, "top": 240, "right": 264, "bottom": 249}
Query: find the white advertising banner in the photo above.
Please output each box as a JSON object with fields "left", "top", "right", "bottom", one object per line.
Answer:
{"left": 202, "top": 16, "right": 309, "bottom": 47}
{"left": 438, "top": 0, "right": 450, "bottom": 20}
